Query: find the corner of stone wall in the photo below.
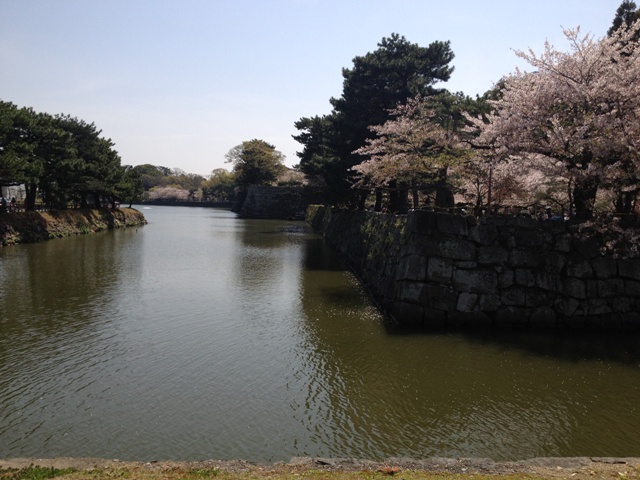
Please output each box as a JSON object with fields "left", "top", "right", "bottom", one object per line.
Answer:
{"left": 306, "top": 208, "right": 640, "bottom": 330}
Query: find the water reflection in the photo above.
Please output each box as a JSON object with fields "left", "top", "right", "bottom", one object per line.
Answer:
{"left": 0, "top": 207, "right": 639, "bottom": 462}
{"left": 295, "top": 248, "right": 640, "bottom": 460}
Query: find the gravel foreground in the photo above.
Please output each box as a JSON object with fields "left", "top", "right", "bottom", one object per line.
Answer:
{"left": 1, "top": 457, "right": 639, "bottom": 479}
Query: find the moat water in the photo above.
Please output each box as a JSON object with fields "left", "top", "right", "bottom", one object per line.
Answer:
{"left": 0, "top": 206, "right": 639, "bottom": 461}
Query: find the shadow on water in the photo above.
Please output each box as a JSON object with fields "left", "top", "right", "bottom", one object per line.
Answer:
{"left": 384, "top": 321, "right": 640, "bottom": 366}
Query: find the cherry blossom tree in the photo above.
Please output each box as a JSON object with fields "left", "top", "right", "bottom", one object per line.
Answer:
{"left": 466, "top": 21, "right": 640, "bottom": 220}
{"left": 352, "top": 95, "right": 472, "bottom": 212}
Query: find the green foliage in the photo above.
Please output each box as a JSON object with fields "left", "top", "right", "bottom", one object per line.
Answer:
{"left": 117, "top": 165, "right": 144, "bottom": 206}
{"left": 0, "top": 466, "right": 77, "bottom": 480}
{"left": 0, "top": 100, "right": 133, "bottom": 210}
{"left": 201, "top": 168, "right": 236, "bottom": 201}
{"left": 134, "top": 164, "right": 172, "bottom": 190}
{"left": 225, "top": 139, "right": 285, "bottom": 188}
{"left": 609, "top": 0, "right": 640, "bottom": 36}
{"left": 292, "top": 115, "right": 338, "bottom": 180}
{"left": 186, "top": 467, "right": 221, "bottom": 478}
{"left": 293, "top": 33, "right": 455, "bottom": 205}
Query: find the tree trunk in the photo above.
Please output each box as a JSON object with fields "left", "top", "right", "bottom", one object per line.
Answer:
{"left": 572, "top": 177, "right": 598, "bottom": 220}
{"left": 615, "top": 191, "right": 635, "bottom": 216}
{"left": 374, "top": 189, "right": 382, "bottom": 212}
{"left": 412, "top": 188, "right": 420, "bottom": 209}
{"left": 388, "top": 181, "right": 409, "bottom": 213}
{"left": 615, "top": 190, "right": 638, "bottom": 226}
{"left": 357, "top": 190, "right": 367, "bottom": 210}
{"left": 434, "top": 184, "right": 454, "bottom": 209}
{"left": 24, "top": 183, "right": 38, "bottom": 211}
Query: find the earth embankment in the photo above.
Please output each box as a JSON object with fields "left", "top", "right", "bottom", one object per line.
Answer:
{"left": 0, "top": 208, "right": 146, "bottom": 246}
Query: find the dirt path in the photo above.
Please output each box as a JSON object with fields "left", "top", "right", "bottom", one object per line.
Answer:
{"left": 1, "top": 456, "right": 639, "bottom": 479}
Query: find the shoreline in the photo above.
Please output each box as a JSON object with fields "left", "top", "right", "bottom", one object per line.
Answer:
{"left": 0, "top": 207, "right": 146, "bottom": 246}
{"left": 1, "top": 456, "right": 639, "bottom": 478}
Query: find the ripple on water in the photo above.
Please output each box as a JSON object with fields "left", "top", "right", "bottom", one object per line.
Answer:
{"left": 2, "top": 208, "right": 640, "bottom": 461}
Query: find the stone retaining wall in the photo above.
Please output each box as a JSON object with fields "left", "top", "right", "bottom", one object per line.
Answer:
{"left": 307, "top": 205, "right": 640, "bottom": 330}
{"left": 237, "top": 186, "right": 325, "bottom": 219}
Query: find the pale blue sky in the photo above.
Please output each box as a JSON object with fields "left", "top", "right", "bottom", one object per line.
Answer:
{"left": 0, "top": 0, "right": 622, "bottom": 175}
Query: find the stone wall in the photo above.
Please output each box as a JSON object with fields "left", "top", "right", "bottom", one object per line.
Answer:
{"left": 307, "top": 205, "right": 640, "bottom": 330}
{"left": 237, "top": 186, "right": 325, "bottom": 219}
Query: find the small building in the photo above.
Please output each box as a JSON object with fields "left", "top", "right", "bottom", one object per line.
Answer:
{"left": 1, "top": 184, "right": 26, "bottom": 201}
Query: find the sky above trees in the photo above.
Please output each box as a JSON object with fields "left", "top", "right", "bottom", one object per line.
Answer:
{"left": 0, "top": 0, "right": 621, "bottom": 176}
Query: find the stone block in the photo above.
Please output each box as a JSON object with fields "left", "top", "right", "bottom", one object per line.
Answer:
{"left": 436, "top": 212, "right": 468, "bottom": 236}
{"left": 565, "top": 255, "right": 593, "bottom": 278}
{"left": 597, "top": 279, "right": 625, "bottom": 298}
{"left": 612, "top": 297, "right": 632, "bottom": 314}
{"left": 555, "top": 297, "right": 580, "bottom": 317}
{"left": 454, "top": 260, "right": 478, "bottom": 269}
{"left": 618, "top": 259, "right": 640, "bottom": 281}
{"left": 526, "top": 289, "right": 551, "bottom": 308}
{"left": 587, "top": 298, "right": 612, "bottom": 316}
{"left": 379, "top": 275, "right": 397, "bottom": 299}
{"left": 508, "top": 250, "right": 541, "bottom": 267}
{"left": 515, "top": 229, "right": 554, "bottom": 249}
{"left": 499, "top": 269, "right": 515, "bottom": 289}
{"left": 501, "top": 288, "right": 527, "bottom": 306}
{"left": 592, "top": 256, "right": 617, "bottom": 278}
{"left": 426, "top": 257, "right": 453, "bottom": 282}
{"left": 478, "top": 245, "right": 509, "bottom": 265}
{"left": 515, "top": 268, "right": 535, "bottom": 287}
{"left": 397, "top": 281, "right": 423, "bottom": 303}
{"left": 421, "top": 284, "right": 458, "bottom": 311}
{"left": 555, "top": 234, "right": 572, "bottom": 252}
{"left": 542, "top": 219, "right": 567, "bottom": 234}
{"left": 481, "top": 215, "right": 506, "bottom": 227}
{"left": 456, "top": 292, "right": 478, "bottom": 312}
{"left": 563, "top": 278, "right": 586, "bottom": 299}
{"left": 437, "top": 237, "right": 477, "bottom": 261}
{"left": 478, "top": 293, "right": 501, "bottom": 312}
{"left": 625, "top": 280, "right": 640, "bottom": 296}
{"left": 452, "top": 268, "right": 498, "bottom": 293}
{"left": 406, "top": 232, "right": 439, "bottom": 257}
{"left": 572, "top": 235, "right": 602, "bottom": 259}
{"left": 535, "top": 271, "right": 561, "bottom": 292}
{"left": 543, "top": 252, "right": 566, "bottom": 273}
{"left": 396, "top": 254, "right": 427, "bottom": 281}
{"left": 469, "top": 224, "right": 498, "bottom": 246}
{"left": 407, "top": 210, "right": 437, "bottom": 235}
{"left": 504, "top": 232, "right": 517, "bottom": 249}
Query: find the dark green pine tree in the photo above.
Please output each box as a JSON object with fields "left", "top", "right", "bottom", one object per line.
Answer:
{"left": 608, "top": 0, "right": 640, "bottom": 36}
{"left": 294, "top": 33, "right": 455, "bottom": 205}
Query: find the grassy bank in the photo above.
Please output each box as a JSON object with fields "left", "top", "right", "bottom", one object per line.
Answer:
{"left": 0, "top": 458, "right": 638, "bottom": 480}
{"left": 0, "top": 208, "right": 147, "bottom": 246}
